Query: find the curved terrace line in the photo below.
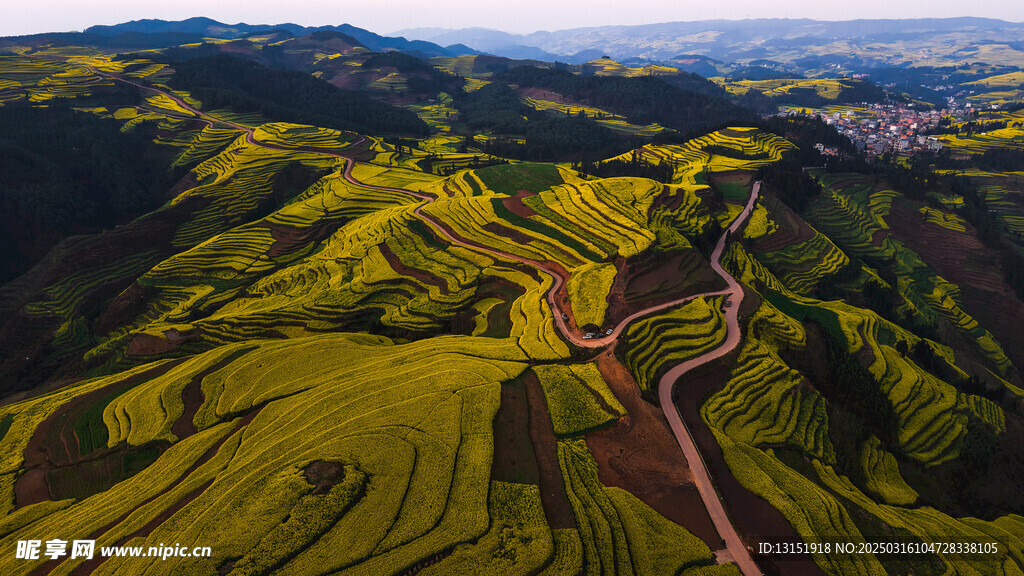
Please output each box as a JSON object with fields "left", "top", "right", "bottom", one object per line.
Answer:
{"left": 92, "top": 67, "right": 763, "bottom": 576}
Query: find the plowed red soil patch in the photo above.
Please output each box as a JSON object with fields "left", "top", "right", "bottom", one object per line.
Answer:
{"left": 172, "top": 347, "right": 254, "bottom": 440}
{"left": 710, "top": 171, "right": 754, "bottom": 187}
{"left": 378, "top": 241, "right": 450, "bottom": 295}
{"left": 518, "top": 87, "right": 579, "bottom": 105}
{"left": 492, "top": 377, "right": 541, "bottom": 485}
{"left": 610, "top": 250, "right": 724, "bottom": 326}
{"left": 502, "top": 189, "right": 541, "bottom": 219}
{"left": 265, "top": 220, "right": 339, "bottom": 259}
{"left": 752, "top": 192, "right": 817, "bottom": 253}
{"left": 481, "top": 221, "right": 533, "bottom": 245}
{"left": 126, "top": 332, "right": 181, "bottom": 356}
{"left": 870, "top": 228, "right": 889, "bottom": 247}
{"left": 585, "top": 354, "right": 719, "bottom": 546}
{"left": 888, "top": 201, "right": 1024, "bottom": 373}
{"left": 15, "top": 359, "right": 186, "bottom": 508}
{"left": 522, "top": 371, "right": 576, "bottom": 529}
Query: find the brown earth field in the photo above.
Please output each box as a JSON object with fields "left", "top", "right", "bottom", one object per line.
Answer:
{"left": 501, "top": 188, "right": 542, "bottom": 219}
{"left": 14, "top": 359, "right": 186, "bottom": 508}
{"left": 521, "top": 371, "right": 578, "bottom": 529}
{"left": 585, "top": 353, "right": 720, "bottom": 547}
{"left": 472, "top": 275, "right": 525, "bottom": 338}
{"left": 608, "top": 250, "right": 726, "bottom": 326}
{"left": 264, "top": 217, "right": 345, "bottom": 259}
{"left": 378, "top": 241, "right": 451, "bottom": 295}
{"left": 886, "top": 199, "right": 1024, "bottom": 379}
{"left": 709, "top": 170, "right": 754, "bottom": 188}
{"left": 517, "top": 87, "right": 590, "bottom": 108}
{"left": 750, "top": 191, "right": 817, "bottom": 253}
{"left": 170, "top": 347, "right": 255, "bottom": 439}
{"left": 491, "top": 375, "right": 542, "bottom": 486}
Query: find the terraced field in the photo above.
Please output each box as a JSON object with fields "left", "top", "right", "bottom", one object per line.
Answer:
{"left": 710, "top": 243, "right": 1024, "bottom": 576}
{"left": 757, "top": 230, "right": 849, "bottom": 295}
{"left": 0, "top": 103, "right": 761, "bottom": 576}
{"left": 936, "top": 126, "right": 1024, "bottom": 154}
{"left": 519, "top": 93, "right": 667, "bottom": 136}
{"left": 0, "top": 56, "right": 116, "bottom": 103}
{"left": 802, "top": 173, "right": 1017, "bottom": 379}
{"left": 714, "top": 78, "right": 854, "bottom": 100}
{"left": 0, "top": 335, "right": 532, "bottom": 576}
{"left": 605, "top": 128, "right": 795, "bottom": 192}
{"left": 582, "top": 57, "right": 680, "bottom": 78}
{"left": 702, "top": 339, "right": 832, "bottom": 462}
{"left": 3, "top": 45, "right": 1023, "bottom": 576}
{"left": 621, "top": 297, "right": 728, "bottom": 392}
{"left": 0, "top": 63, "right": 774, "bottom": 573}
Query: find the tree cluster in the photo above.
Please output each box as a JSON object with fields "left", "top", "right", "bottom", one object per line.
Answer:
{"left": 478, "top": 116, "right": 630, "bottom": 163}
{"left": 360, "top": 51, "right": 464, "bottom": 96}
{"left": 497, "top": 66, "right": 754, "bottom": 135}
{"left": 453, "top": 82, "right": 530, "bottom": 134}
{"left": 0, "top": 102, "right": 172, "bottom": 282}
{"left": 757, "top": 154, "right": 822, "bottom": 212}
{"left": 573, "top": 150, "right": 674, "bottom": 183}
{"left": 168, "top": 54, "right": 429, "bottom": 135}
{"left": 927, "top": 119, "right": 1008, "bottom": 136}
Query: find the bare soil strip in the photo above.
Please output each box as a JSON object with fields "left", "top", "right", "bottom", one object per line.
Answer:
{"left": 87, "top": 71, "right": 772, "bottom": 574}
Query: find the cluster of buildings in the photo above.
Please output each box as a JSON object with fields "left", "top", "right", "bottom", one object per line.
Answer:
{"left": 778, "top": 102, "right": 973, "bottom": 157}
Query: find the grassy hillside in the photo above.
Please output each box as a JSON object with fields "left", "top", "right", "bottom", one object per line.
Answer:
{"left": 1, "top": 43, "right": 1023, "bottom": 576}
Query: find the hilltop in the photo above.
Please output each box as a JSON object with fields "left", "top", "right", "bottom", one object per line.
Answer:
{"left": 396, "top": 17, "right": 1024, "bottom": 70}
{"left": 0, "top": 21, "right": 1023, "bottom": 576}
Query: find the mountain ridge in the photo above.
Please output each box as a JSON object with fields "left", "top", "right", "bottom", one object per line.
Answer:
{"left": 393, "top": 17, "right": 1024, "bottom": 66}
{"left": 2, "top": 17, "right": 475, "bottom": 58}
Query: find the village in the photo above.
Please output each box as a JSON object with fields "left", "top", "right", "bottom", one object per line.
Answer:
{"left": 777, "top": 100, "right": 976, "bottom": 157}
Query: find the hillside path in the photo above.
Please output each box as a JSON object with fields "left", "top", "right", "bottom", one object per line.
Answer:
{"left": 93, "top": 68, "right": 762, "bottom": 576}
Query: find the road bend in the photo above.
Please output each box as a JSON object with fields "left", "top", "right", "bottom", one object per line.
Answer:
{"left": 656, "top": 183, "right": 762, "bottom": 576}
{"left": 95, "top": 69, "right": 762, "bottom": 575}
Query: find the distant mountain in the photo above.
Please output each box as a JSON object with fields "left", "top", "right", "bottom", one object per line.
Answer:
{"left": 69, "top": 17, "right": 474, "bottom": 57}
{"left": 84, "top": 16, "right": 307, "bottom": 38}
{"left": 391, "top": 26, "right": 567, "bottom": 62}
{"left": 391, "top": 26, "right": 520, "bottom": 51}
{"left": 443, "top": 43, "right": 479, "bottom": 56}
{"left": 0, "top": 31, "right": 208, "bottom": 50}
{"left": 396, "top": 18, "right": 1024, "bottom": 71}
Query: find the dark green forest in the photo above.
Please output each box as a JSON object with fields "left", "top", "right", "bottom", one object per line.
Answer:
{"left": 498, "top": 65, "right": 755, "bottom": 135}
{"left": 0, "top": 102, "right": 173, "bottom": 282}
{"left": 168, "top": 55, "right": 430, "bottom": 135}
{"left": 360, "top": 51, "right": 464, "bottom": 95}
{"left": 480, "top": 116, "right": 634, "bottom": 162}
{"left": 455, "top": 82, "right": 530, "bottom": 133}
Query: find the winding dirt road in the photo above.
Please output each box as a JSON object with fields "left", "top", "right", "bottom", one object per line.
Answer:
{"left": 658, "top": 183, "right": 761, "bottom": 576}
{"left": 95, "top": 69, "right": 762, "bottom": 576}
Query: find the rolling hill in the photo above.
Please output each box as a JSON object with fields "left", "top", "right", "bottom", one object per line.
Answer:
{"left": 1, "top": 23, "right": 1023, "bottom": 576}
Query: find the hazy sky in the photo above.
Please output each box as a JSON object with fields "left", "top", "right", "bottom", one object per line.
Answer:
{"left": 4, "top": 0, "right": 1023, "bottom": 37}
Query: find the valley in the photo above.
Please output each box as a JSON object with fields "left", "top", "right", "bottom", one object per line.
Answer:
{"left": 1, "top": 15, "right": 1023, "bottom": 576}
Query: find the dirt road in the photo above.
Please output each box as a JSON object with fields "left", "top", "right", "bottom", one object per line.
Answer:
{"left": 95, "top": 70, "right": 763, "bottom": 575}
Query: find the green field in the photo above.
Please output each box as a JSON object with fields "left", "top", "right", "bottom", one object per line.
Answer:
{"left": 1, "top": 42, "right": 1023, "bottom": 576}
